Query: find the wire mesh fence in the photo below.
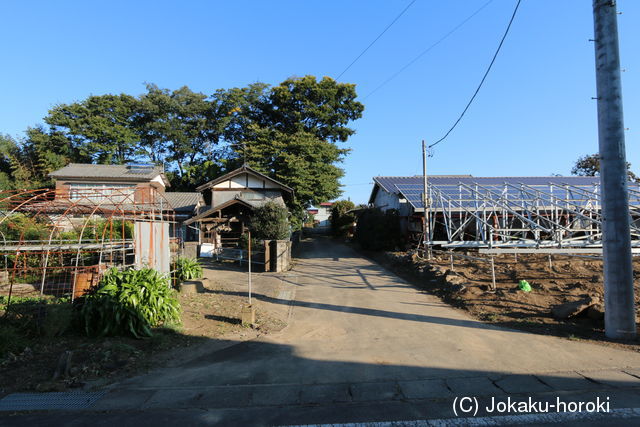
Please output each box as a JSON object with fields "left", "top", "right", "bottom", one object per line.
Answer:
{"left": 0, "top": 187, "right": 176, "bottom": 306}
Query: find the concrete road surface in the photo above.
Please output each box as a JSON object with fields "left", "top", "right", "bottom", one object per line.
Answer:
{"left": 3, "top": 237, "right": 640, "bottom": 426}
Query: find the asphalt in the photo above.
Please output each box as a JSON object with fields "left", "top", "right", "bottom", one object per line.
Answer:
{"left": 2, "top": 237, "right": 640, "bottom": 426}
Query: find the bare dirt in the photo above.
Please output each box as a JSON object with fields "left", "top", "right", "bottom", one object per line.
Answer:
{"left": 369, "top": 249, "right": 640, "bottom": 351}
{"left": 0, "top": 280, "right": 285, "bottom": 396}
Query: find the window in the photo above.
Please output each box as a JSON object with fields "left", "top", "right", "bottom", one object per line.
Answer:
{"left": 69, "top": 183, "right": 135, "bottom": 203}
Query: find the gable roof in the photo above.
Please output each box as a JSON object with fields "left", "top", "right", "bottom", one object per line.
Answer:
{"left": 163, "top": 192, "right": 204, "bottom": 213}
{"left": 196, "top": 165, "right": 293, "bottom": 193}
{"left": 49, "top": 163, "right": 170, "bottom": 186}
{"left": 184, "top": 195, "right": 287, "bottom": 225}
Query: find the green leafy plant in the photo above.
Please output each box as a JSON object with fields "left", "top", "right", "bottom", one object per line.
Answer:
{"left": 80, "top": 268, "right": 180, "bottom": 338}
{"left": 173, "top": 257, "right": 203, "bottom": 282}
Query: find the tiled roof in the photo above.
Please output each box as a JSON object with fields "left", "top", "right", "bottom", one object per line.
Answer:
{"left": 49, "top": 163, "right": 165, "bottom": 182}
{"left": 184, "top": 195, "right": 286, "bottom": 225}
{"left": 163, "top": 192, "right": 203, "bottom": 213}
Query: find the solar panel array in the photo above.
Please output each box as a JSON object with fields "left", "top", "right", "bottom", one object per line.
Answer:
{"left": 378, "top": 176, "right": 640, "bottom": 210}
{"left": 375, "top": 175, "right": 602, "bottom": 194}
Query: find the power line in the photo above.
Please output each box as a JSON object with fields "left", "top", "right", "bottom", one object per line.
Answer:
{"left": 429, "top": 0, "right": 522, "bottom": 149}
{"left": 364, "top": 0, "right": 495, "bottom": 100}
{"left": 336, "top": 0, "right": 417, "bottom": 80}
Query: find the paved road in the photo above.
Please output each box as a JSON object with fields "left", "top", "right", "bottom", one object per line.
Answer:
{"left": 3, "top": 237, "right": 640, "bottom": 425}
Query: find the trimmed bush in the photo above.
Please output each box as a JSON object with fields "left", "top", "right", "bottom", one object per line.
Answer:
{"left": 250, "top": 201, "right": 290, "bottom": 240}
{"left": 80, "top": 268, "right": 180, "bottom": 338}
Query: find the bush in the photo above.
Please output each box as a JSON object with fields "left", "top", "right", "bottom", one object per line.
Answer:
{"left": 238, "top": 234, "right": 264, "bottom": 251}
{"left": 80, "top": 268, "right": 180, "bottom": 338}
{"left": 250, "top": 201, "right": 290, "bottom": 240}
{"left": 173, "top": 257, "right": 203, "bottom": 282}
{"left": 355, "top": 208, "right": 404, "bottom": 251}
{"left": 330, "top": 200, "right": 355, "bottom": 236}
{"left": 0, "top": 296, "right": 73, "bottom": 338}
{"left": 0, "top": 324, "right": 29, "bottom": 357}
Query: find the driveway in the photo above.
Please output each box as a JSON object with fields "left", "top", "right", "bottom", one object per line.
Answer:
{"left": 5, "top": 237, "right": 640, "bottom": 425}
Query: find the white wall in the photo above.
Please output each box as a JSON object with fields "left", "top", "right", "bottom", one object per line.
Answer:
{"left": 372, "top": 187, "right": 413, "bottom": 216}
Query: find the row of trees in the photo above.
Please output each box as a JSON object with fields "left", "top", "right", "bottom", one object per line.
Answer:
{"left": 0, "top": 75, "right": 365, "bottom": 225}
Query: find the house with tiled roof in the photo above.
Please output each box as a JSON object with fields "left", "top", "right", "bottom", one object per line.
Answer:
{"left": 48, "top": 163, "right": 203, "bottom": 242}
{"left": 185, "top": 165, "right": 293, "bottom": 248}
{"left": 49, "top": 163, "right": 170, "bottom": 204}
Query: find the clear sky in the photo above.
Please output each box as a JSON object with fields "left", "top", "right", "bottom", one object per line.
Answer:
{"left": 1, "top": 0, "right": 638, "bottom": 204}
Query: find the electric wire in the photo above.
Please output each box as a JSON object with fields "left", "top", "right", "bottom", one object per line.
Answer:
{"left": 364, "top": 0, "right": 495, "bottom": 100}
{"left": 336, "top": 0, "right": 417, "bottom": 80}
{"left": 429, "top": 0, "right": 522, "bottom": 149}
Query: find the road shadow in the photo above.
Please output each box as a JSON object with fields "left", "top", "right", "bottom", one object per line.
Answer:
{"left": 10, "top": 334, "right": 635, "bottom": 426}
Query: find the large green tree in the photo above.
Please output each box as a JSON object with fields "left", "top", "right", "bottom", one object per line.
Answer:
{"left": 2, "top": 76, "right": 364, "bottom": 208}
{"left": 222, "top": 76, "right": 364, "bottom": 222}
{"left": 0, "top": 128, "right": 73, "bottom": 190}
{"left": 0, "top": 134, "right": 18, "bottom": 190}
{"left": 261, "top": 76, "right": 364, "bottom": 142}
{"left": 137, "top": 84, "right": 223, "bottom": 189}
{"left": 46, "top": 94, "right": 142, "bottom": 164}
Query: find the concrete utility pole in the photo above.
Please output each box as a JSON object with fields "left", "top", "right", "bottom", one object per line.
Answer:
{"left": 422, "top": 140, "right": 431, "bottom": 259}
{"left": 592, "top": 0, "right": 636, "bottom": 339}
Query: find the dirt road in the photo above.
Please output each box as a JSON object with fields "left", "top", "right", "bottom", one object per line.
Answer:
{"left": 121, "top": 238, "right": 640, "bottom": 388}
{"left": 7, "top": 237, "right": 640, "bottom": 425}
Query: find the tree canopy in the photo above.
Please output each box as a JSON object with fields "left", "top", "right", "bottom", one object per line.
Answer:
{"left": 571, "top": 153, "right": 639, "bottom": 182}
{"left": 0, "top": 76, "right": 365, "bottom": 220}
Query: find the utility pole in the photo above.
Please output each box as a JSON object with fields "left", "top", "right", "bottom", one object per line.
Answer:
{"left": 422, "top": 140, "right": 431, "bottom": 259}
{"left": 593, "top": 0, "right": 636, "bottom": 339}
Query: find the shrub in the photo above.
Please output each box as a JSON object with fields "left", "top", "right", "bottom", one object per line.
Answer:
{"left": 80, "top": 268, "right": 180, "bottom": 338}
{"left": 173, "top": 257, "right": 203, "bottom": 282}
{"left": 238, "top": 234, "right": 263, "bottom": 251}
{"left": 250, "top": 201, "right": 290, "bottom": 240}
{"left": 0, "top": 324, "right": 29, "bottom": 357}
{"left": 0, "top": 213, "right": 50, "bottom": 241}
{"left": 0, "top": 296, "right": 72, "bottom": 337}
{"left": 330, "top": 200, "right": 355, "bottom": 236}
{"left": 355, "top": 208, "right": 404, "bottom": 251}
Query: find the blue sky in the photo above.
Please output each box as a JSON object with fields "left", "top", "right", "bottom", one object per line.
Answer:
{"left": 1, "top": 0, "right": 638, "bottom": 204}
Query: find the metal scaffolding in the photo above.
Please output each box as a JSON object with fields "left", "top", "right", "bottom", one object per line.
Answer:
{"left": 0, "top": 188, "right": 176, "bottom": 301}
{"left": 395, "top": 180, "right": 640, "bottom": 250}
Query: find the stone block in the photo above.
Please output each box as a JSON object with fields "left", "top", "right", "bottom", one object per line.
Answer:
{"left": 180, "top": 280, "right": 204, "bottom": 294}
{"left": 241, "top": 305, "right": 256, "bottom": 326}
